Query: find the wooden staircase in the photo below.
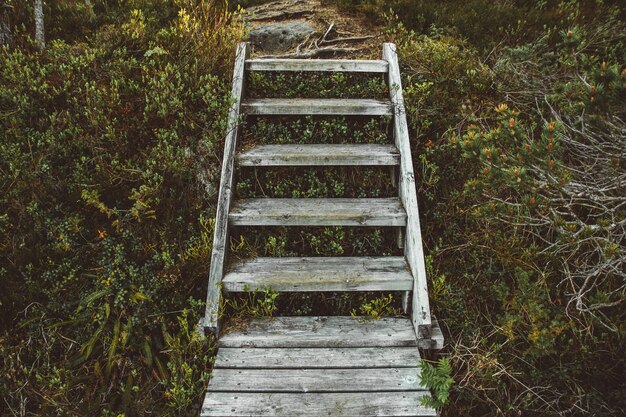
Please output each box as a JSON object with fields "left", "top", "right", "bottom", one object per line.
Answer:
{"left": 200, "top": 43, "right": 443, "bottom": 417}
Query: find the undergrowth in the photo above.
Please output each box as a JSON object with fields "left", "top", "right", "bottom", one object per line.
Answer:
{"left": 247, "top": 71, "right": 388, "bottom": 98}
{"left": 229, "top": 226, "right": 401, "bottom": 258}
{"left": 243, "top": 115, "right": 392, "bottom": 144}
{"left": 236, "top": 166, "right": 396, "bottom": 198}
{"left": 2, "top": 0, "right": 624, "bottom": 416}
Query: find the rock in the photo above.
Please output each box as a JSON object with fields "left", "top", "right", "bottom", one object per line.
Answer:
{"left": 249, "top": 21, "right": 316, "bottom": 52}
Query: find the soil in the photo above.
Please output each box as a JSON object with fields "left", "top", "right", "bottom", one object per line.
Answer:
{"left": 242, "top": 0, "right": 385, "bottom": 58}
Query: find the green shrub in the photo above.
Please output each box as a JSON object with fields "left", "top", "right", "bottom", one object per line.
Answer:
{"left": 383, "top": 2, "right": 625, "bottom": 416}
{"left": 0, "top": 1, "right": 243, "bottom": 414}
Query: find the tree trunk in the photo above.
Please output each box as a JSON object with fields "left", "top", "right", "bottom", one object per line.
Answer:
{"left": 0, "top": 2, "right": 12, "bottom": 46}
{"left": 34, "top": 0, "right": 44, "bottom": 49}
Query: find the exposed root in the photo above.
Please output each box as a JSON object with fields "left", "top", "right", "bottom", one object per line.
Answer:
{"left": 258, "top": 47, "right": 357, "bottom": 58}
{"left": 260, "top": 23, "right": 375, "bottom": 58}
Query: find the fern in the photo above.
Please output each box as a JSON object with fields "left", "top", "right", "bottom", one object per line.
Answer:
{"left": 419, "top": 358, "right": 454, "bottom": 409}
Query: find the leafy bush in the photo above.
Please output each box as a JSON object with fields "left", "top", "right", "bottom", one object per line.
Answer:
{"left": 385, "top": 3, "right": 626, "bottom": 415}
{"left": 248, "top": 71, "right": 388, "bottom": 98}
{"left": 244, "top": 115, "right": 392, "bottom": 144}
{"left": 351, "top": 294, "right": 402, "bottom": 320}
{"left": 0, "top": 1, "right": 243, "bottom": 415}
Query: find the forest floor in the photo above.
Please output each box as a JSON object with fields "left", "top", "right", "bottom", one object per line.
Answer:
{"left": 243, "top": 0, "right": 384, "bottom": 58}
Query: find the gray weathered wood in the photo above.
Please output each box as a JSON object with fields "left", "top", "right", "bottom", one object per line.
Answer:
{"left": 237, "top": 144, "right": 400, "bottom": 166}
{"left": 203, "top": 42, "right": 249, "bottom": 336}
{"left": 215, "top": 347, "right": 421, "bottom": 369}
{"left": 220, "top": 316, "right": 417, "bottom": 348}
{"left": 241, "top": 98, "right": 392, "bottom": 116}
{"left": 222, "top": 256, "right": 413, "bottom": 292}
{"left": 202, "top": 392, "right": 437, "bottom": 417}
{"left": 417, "top": 319, "right": 444, "bottom": 350}
{"left": 208, "top": 368, "right": 426, "bottom": 392}
{"left": 383, "top": 43, "right": 433, "bottom": 342}
{"left": 245, "top": 58, "right": 389, "bottom": 73}
{"left": 229, "top": 198, "right": 406, "bottom": 226}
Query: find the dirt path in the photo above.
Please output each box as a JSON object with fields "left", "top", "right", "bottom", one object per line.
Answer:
{"left": 242, "top": 0, "right": 384, "bottom": 59}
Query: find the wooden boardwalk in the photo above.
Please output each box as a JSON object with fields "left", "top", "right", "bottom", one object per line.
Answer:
{"left": 200, "top": 43, "right": 443, "bottom": 416}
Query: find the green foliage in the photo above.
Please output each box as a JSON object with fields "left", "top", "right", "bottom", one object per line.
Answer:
{"left": 234, "top": 226, "right": 401, "bottom": 258}
{"left": 222, "top": 286, "right": 279, "bottom": 319}
{"left": 161, "top": 306, "right": 216, "bottom": 415}
{"left": 419, "top": 358, "right": 454, "bottom": 409}
{"left": 2, "top": 0, "right": 624, "bottom": 416}
{"left": 385, "top": 15, "right": 492, "bottom": 138}
{"left": 324, "top": 0, "right": 626, "bottom": 50}
{"left": 351, "top": 293, "right": 401, "bottom": 320}
{"left": 248, "top": 71, "right": 388, "bottom": 98}
{"left": 374, "top": 1, "right": 626, "bottom": 416}
{"left": 245, "top": 115, "right": 391, "bottom": 144}
{"left": 236, "top": 167, "right": 394, "bottom": 199}
{"left": 0, "top": 1, "right": 243, "bottom": 415}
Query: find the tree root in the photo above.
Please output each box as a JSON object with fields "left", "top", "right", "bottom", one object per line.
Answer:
{"left": 258, "top": 47, "right": 358, "bottom": 59}
{"left": 258, "top": 22, "right": 375, "bottom": 58}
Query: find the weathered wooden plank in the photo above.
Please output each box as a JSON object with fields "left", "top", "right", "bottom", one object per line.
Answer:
{"left": 219, "top": 316, "right": 417, "bottom": 348}
{"left": 237, "top": 144, "right": 400, "bottom": 166}
{"left": 202, "top": 392, "right": 437, "bottom": 417}
{"left": 215, "top": 347, "right": 421, "bottom": 369}
{"left": 383, "top": 43, "right": 433, "bottom": 342}
{"left": 208, "top": 368, "right": 426, "bottom": 392}
{"left": 241, "top": 98, "right": 392, "bottom": 116}
{"left": 222, "top": 256, "right": 412, "bottom": 292}
{"left": 246, "top": 58, "right": 389, "bottom": 73}
{"left": 229, "top": 198, "right": 407, "bottom": 226}
{"left": 203, "top": 42, "right": 249, "bottom": 336}
{"left": 227, "top": 256, "right": 408, "bottom": 270}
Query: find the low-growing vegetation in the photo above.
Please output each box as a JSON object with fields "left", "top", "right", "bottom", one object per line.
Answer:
{"left": 243, "top": 114, "right": 392, "bottom": 144}
{"left": 1, "top": 0, "right": 624, "bottom": 416}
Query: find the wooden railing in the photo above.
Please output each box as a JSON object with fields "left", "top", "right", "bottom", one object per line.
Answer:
{"left": 382, "top": 43, "right": 432, "bottom": 340}
{"left": 203, "top": 42, "right": 249, "bottom": 336}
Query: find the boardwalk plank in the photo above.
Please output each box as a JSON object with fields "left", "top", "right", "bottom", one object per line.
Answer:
{"left": 246, "top": 59, "right": 389, "bottom": 72}
{"left": 241, "top": 98, "right": 392, "bottom": 115}
{"left": 237, "top": 144, "right": 399, "bottom": 166}
{"left": 208, "top": 368, "right": 426, "bottom": 392}
{"left": 229, "top": 198, "right": 406, "bottom": 226}
{"left": 220, "top": 316, "right": 417, "bottom": 348}
{"left": 202, "top": 392, "right": 437, "bottom": 417}
{"left": 223, "top": 256, "right": 412, "bottom": 292}
{"left": 215, "top": 347, "right": 421, "bottom": 369}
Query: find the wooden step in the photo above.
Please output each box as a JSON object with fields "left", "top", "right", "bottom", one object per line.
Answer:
{"left": 237, "top": 144, "right": 400, "bottom": 166}
{"left": 219, "top": 316, "right": 417, "bottom": 348}
{"left": 241, "top": 98, "right": 393, "bottom": 116}
{"left": 215, "top": 346, "right": 421, "bottom": 369}
{"left": 203, "top": 316, "right": 436, "bottom": 417}
{"left": 222, "top": 256, "right": 413, "bottom": 292}
{"left": 245, "top": 58, "right": 389, "bottom": 73}
{"left": 209, "top": 367, "right": 424, "bottom": 392}
{"left": 202, "top": 392, "right": 436, "bottom": 417}
{"left": 229, "top": 198, "right": 406, "bottom": 226}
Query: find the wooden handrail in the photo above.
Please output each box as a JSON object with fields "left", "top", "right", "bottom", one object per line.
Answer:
{"left": 382, "top": 43, "right": 433, "bottom": 339}
{"left": 203, "top": 42, "right": 249, "bottom": 336}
